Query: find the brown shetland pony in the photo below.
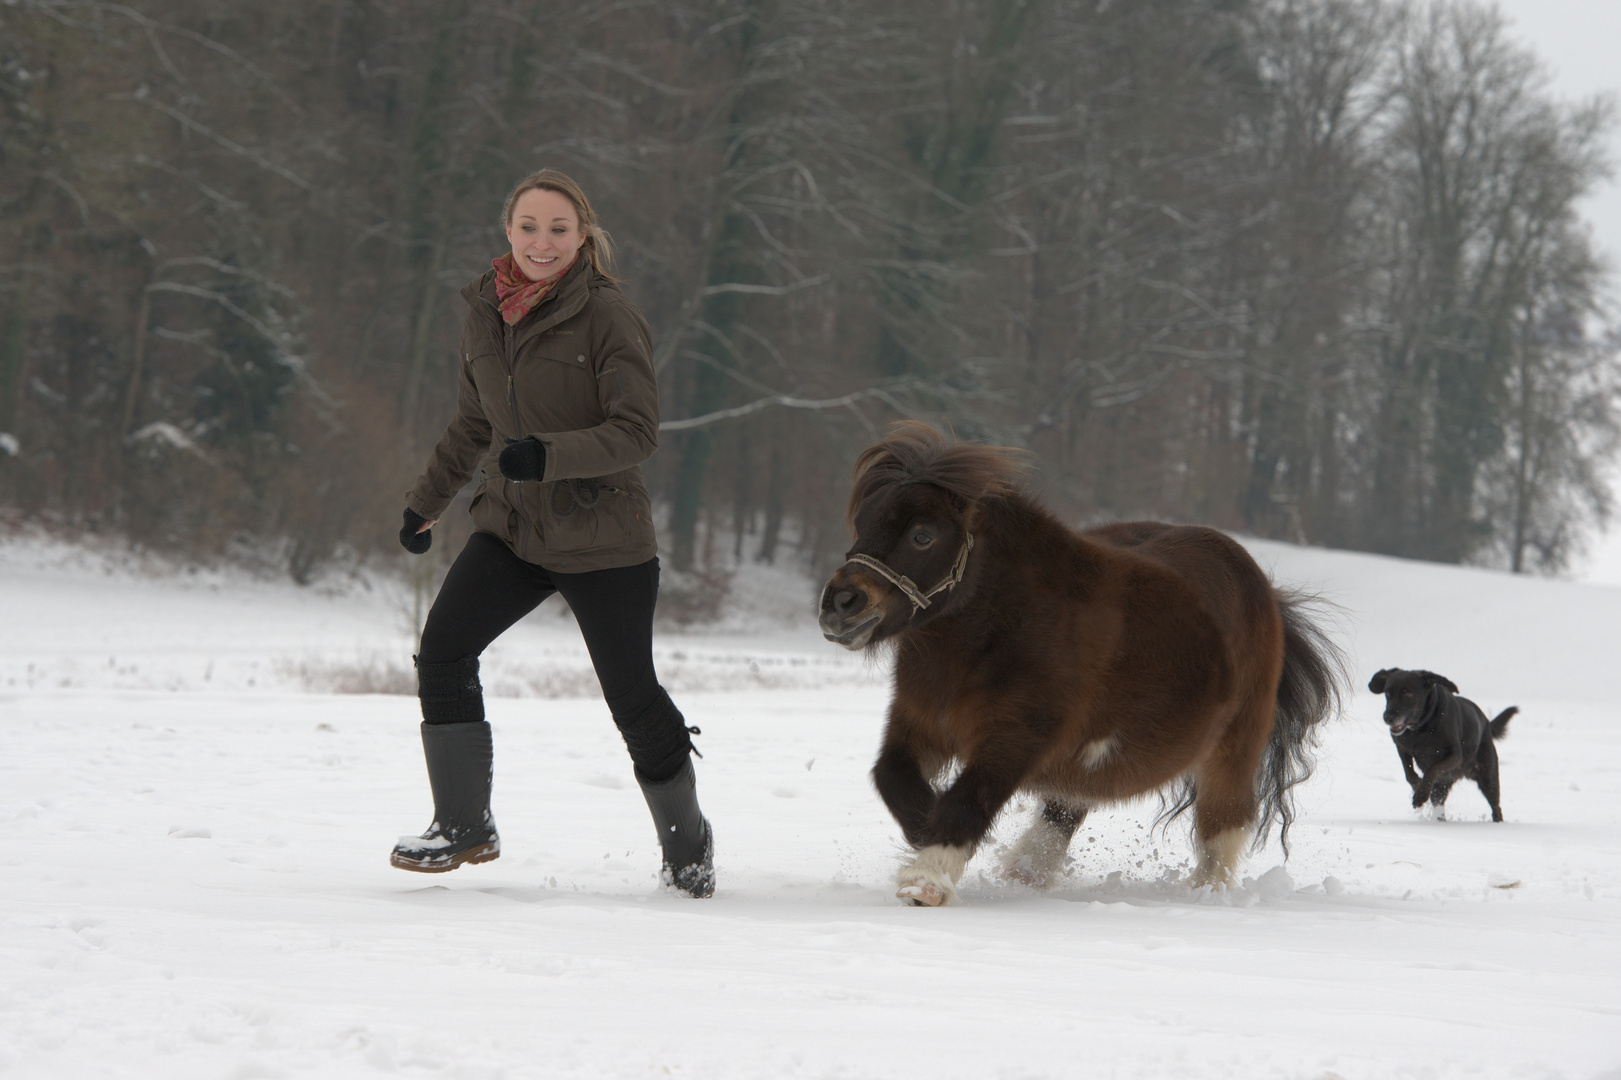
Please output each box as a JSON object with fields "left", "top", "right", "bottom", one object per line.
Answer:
{"left": 818, "top": 423, "right": 1346, "bottom": 906}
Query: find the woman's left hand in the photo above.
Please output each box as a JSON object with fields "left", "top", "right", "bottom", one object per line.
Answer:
{"left": 498, "top": 436, "right": 547, "bottom": 482}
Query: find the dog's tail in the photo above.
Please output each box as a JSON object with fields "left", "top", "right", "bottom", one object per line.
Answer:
{"left": 1255, "top": 589, "right": 1349, "bottom": 856}
{"left": 1489, "top": 706, "right": 1518, "bottom": 740}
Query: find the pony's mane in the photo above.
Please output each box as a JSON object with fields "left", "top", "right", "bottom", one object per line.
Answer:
{"left": 847, "top": 421, "right": 1030, "bottom": 531}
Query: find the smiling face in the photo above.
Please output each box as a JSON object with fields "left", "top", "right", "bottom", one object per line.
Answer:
{"left": 505, "top": 187, "right": 583, "bottom": 283}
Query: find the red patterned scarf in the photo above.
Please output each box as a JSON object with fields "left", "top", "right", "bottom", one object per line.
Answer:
{"left": 491, "top": 252, "right": 577, "bottom": 326}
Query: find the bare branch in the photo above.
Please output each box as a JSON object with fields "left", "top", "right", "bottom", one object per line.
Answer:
{"left": 697, "top": 275, "right": 830, "bottom": 298}
{"left": 660, "top": 385, "right": 911, "bottom": 431}
{"left": 124, "top": 94, "right": 312, "bottom": 191}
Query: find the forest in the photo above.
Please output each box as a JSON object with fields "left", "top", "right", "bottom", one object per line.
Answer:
{"left": 2, "top": 0, "right": 1617, "bottom": 587}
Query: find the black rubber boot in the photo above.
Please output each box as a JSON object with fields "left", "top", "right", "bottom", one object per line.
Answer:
{"left": 392, "top": 720, "right": 499, "bottom": 872}
{"left": 392, "top": 657, "right": 499, "bottom": 872}
{"left": 637, "top": 756, "right": 715, "bottom": 898}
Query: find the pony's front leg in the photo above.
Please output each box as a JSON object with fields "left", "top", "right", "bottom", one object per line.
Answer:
{"left": 871, "top": 743, "right": 937, "bottom": 848}
{"left": 898, "top": 730, "right": 1047, "bottom": 907}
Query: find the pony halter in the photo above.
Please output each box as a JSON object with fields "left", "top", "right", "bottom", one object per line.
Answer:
{"left": 843, "top": 534, "right": 975, "bottom": 613}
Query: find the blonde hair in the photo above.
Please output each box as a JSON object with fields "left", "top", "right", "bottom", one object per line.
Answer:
{"left": 501, "top": 169, "right": 620, "bottom": 282}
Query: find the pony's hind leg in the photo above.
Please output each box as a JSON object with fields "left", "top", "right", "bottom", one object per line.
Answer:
{"left": 1190, "top": 819, "right": 1250, "bottom": 888}
{"left": 1190, "top": 701, "right": 1274, "bottom": 888}
{"left": 1001, "top": 799, "right": 1087, "bottom": 888}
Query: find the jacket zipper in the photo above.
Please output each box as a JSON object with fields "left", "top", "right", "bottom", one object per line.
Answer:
{"left": 502, "top": 318, "right": 540, "bottom": 562}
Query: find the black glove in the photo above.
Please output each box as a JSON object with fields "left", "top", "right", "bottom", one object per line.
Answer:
{"left": 399, "top": 507, "right": 432, "bottom": 554}
{"left": 498, "top": 436, "right": 546, "bottom": 482}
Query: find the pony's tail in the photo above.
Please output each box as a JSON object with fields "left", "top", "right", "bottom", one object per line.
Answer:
{"left": 1254, "top": 590, "right": 1348, "bottom": 857}
{"left": 1489, "top": 707, "right": 1518, "bottom": 740}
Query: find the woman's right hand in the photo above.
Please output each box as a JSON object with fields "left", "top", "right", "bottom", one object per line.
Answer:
{"left": 400, "top": 508, "right": 437, "bottom": 554}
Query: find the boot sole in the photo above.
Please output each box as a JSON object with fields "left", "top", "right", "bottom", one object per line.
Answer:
{"left": 390, "top": 841, "right": 500, "bottom": 873}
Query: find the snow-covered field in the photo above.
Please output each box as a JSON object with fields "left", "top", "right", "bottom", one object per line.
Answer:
{"left": 3, "top": 530, "right": 1620, "bottom": 1079}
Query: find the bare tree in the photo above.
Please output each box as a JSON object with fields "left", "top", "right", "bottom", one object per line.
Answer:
{"left": 3, "top": 0, "right": 1616, "bottom": 585}
{"left": 1479, "top": 239, "right": 1619, "bottom": 573}
{"left": 1351, "top": 2, "right": 1613, "bottom": 563}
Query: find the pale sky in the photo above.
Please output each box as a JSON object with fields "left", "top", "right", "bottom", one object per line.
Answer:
{"left": 1491, "top": 0, "right": 1621, "bottom": 269}
{"left": 1463, "top": 1, "right": 1621, "bottom": 582}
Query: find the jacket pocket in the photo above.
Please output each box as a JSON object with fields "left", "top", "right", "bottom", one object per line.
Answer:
{"left": 515, "top": 345, "right": 600, "bottom": 433}
{"left": 464, "top": 353, "right": 508, "bottom": 431}
{"left": 538, "top": 478, "right": 636, "bottom": 553}
{"left": 468, "top": 484, "right": 512, "bottom": 544}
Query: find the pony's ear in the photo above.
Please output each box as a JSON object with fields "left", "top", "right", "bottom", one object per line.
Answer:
{"left": 1422, "top": 672, "right": 1459, "bottom": 694}
{"left": 1368, "top": 669, "right": 1390, "bottom": 694}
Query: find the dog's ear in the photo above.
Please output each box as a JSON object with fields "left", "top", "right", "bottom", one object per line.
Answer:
{"left": 1421, "top": 671, "right": 1459, "bottom": 695}
{"left": 1368, "top": 669, "right": 1391, "bottom": 694}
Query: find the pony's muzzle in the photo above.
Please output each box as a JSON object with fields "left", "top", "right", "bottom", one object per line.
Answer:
{"left": 829, "top": 587, "right": 865, "bottom": 619}
{"left": 818, "top": 579, "right": 881, "bottom": 649}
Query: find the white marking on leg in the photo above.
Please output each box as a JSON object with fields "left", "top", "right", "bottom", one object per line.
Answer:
{"left": 1190, "top": 827, "right": 1249, "bottom": 888}
{"left": 1081, "top": 737, "right": 1117, "bottom": 771}
{"left": 896, "top": 844, "right": 971, "bottom": 907}
{"left": 1000, "top": 813, "right": 1075, "bottom": 888}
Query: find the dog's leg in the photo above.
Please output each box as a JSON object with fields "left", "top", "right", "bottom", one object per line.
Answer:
{"left": 1397, "top": 746, "right": 1421, "bottom": 793}
{"left": 1477, "top": 741, "right": 1505, "bottom": 822}
{"left": 1428, "top": 776, "right": 1457, "bottom": 819}
{"left": 1413, "top": 750, "right": 1464, "bottom": 808}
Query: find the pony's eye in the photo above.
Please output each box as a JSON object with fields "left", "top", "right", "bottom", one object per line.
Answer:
{"left": 911, "top": 531, "right": 934, "bottom": 549}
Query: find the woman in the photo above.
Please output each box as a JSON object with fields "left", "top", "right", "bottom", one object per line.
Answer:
{"left": 390, "top": 169, "right": 713, "bottom": 898}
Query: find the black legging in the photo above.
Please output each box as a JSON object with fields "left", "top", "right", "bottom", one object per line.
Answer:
{"left": 417, "top": 531, "right": 692, "bottom": 778}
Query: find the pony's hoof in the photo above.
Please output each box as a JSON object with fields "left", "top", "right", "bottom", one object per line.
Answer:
{"left": 895, "top": 843, "right": 968, "bottom": 906}
{"left": 998, "top": 856, "right": 1037, "bottom": 882}
{"left": 1190, "top": 828, "right": 1247, "bottom": 890}
{"left": 1000, "top": 855, "right": 1047, "bottom": 888}
{"left": 1188, "top": 867, "right": 1234, "bottom": 890}
{"left": 897, "top": 879, "right": 952, "bottom": 907}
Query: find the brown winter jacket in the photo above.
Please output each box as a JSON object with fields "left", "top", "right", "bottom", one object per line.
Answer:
{"left": 405, "top": 257, "right": 660, "bottom": 572}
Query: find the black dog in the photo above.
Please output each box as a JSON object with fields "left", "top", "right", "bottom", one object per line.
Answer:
{"left": 1367, "top": 668, "right": 1517, "bottom": 822}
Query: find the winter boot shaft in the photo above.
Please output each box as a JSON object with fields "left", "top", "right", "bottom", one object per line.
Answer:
{"left": 391, "top": 719, "right": 500, "bottom": 873}
{"left": 616, "top": 685, "right": 698, "bottom": 783}
{"left": 637, "top": 756, "right": 715, "bottom": 898}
